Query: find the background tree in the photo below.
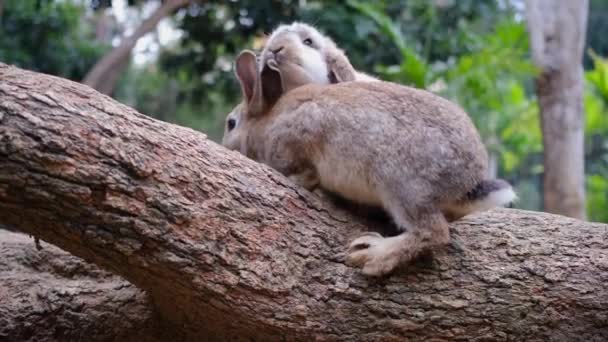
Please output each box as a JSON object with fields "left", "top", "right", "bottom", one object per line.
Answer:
{"left": 525, "top": 0, "right": 589, "bottom": 219}
{"left": 83, "top": 0, "right": 191, "bottom": 95}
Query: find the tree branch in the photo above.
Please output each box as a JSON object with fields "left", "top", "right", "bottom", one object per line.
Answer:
{"left": 0, "top": 63, "right": 607, "bottom": 341}
{"left": 0, "top": 229, "right": 170, "bottom": 342}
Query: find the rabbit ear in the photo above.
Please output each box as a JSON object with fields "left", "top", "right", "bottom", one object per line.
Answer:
{"left": 248, "top": 64, "right": 283, "bottom": 117}
{"left": 235, "top": 50, "right": 258, "bottom": 103}
{"left": 235, "top": 50, "right": 283, "bottom": 117}
{"left": 326, "top": 49, "right": 357, "bottom": 83}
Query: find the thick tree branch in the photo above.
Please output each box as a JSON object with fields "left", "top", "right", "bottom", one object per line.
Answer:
{"left": 0, "top": 64, "right": 607, "bottom": 341}
{"left": 0, "top": 229, "right": 169, "bottom": 342}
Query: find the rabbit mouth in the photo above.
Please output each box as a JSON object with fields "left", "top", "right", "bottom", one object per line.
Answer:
{"left": 266, "top": 58, "right": 280, "bottom": 71}
{"left": 264, "top": 53, "right": 304, "bottom": 71}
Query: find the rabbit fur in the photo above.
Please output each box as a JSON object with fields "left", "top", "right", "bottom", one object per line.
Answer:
{"left": 224, "top": 51, "right": 515, "bottom": 276}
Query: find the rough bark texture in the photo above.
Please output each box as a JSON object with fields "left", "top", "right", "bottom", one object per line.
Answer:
{"left": 1, "top": 64, "right": 607, "bottom": 341}
{"left": 525, "top": 0, "right": 589, "bottom": 219}
{"left": 0, "top": 229, "right": 168, "bottom": 342}
{"left": 82, "top": 0, "right": 190, "bottom": 95}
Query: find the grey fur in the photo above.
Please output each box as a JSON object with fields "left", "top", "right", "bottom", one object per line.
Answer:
{"left": 225, "top": 51, "right": 514, "bottom": 276}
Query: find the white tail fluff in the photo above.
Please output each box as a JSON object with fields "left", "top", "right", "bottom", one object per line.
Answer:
{"left": 444, "top": 179, "right": 516, "bottom": 220}
{"left": 468, "top": 185, "right": 517, "bottom": 213}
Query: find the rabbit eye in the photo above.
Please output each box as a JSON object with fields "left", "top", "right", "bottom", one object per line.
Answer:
{"left": 227, "top": 118, "right": 237, "bottom": 131}
{"left": 303, "top": 38, "right": 313, "bottom": 46}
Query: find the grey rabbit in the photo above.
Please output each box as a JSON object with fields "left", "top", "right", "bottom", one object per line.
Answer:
{"left": 223, "top": 49, "right": 515, "bottom": 276}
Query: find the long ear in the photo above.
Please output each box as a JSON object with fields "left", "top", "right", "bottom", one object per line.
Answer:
{"left": 326, "top": 48, "right": 357, "bottom": 83}
{"left": 235, "top": 50, "right": 258, "bottom": 103}
{"left": 248, "top": 64, "right": 283, "bottom": 116}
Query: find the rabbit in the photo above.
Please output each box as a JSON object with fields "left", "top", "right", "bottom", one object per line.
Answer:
{"left": 260, "top": 22, "right": 378, "bottom": 87}
{"left": 222, "top": 22, "right": 377, "bottom": 149}
{"left": 225, "top": 50, "right": 516, "bottom": 277}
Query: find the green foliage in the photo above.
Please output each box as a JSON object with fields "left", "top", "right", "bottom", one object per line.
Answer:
{"left": 584, "top": 51, "right": 608, "bottom": 222}
{"left": 347, "top": 0, "right": 430, "bottom": 88}
{"left": 587, "top": 50, "right": 608, "bottom": 107}
{"left": 344, "top": 0, "right": 502, "bottom": 64}
{"left": 585, "top": 0, "right": 608, "bottom": 68}
{"left": 585, "top": 89, "right": 607, "bottom": 136}
{"left": 0, "top": 0, "right": 106, "bottom": 80}
{"left": 587, "top": 175, "right": 608, "bottom": 222}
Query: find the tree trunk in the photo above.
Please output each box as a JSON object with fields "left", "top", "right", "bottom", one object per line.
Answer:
{"left": 82, "top": 0, "right": 190, "bottom": 95}
{"left": 0, "top": 229, "right": 171, "bottom": 342}
{"left": 1, "top": 63, "right": 607, "bottom": 341}
{"left": 525, "top": 0, "right": 589, "bottom": 219}
{"left": 93, "top": 9, "right": 114, "bottom": 43}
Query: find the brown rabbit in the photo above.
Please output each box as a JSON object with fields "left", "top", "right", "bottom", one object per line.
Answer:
{"left": 226, "top": 50, "right": 515, "bottom": 277}
{"left": 222, "top": 22, "right": 377, "bottom": 149}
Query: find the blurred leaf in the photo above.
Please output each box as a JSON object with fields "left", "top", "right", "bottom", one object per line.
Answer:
{"left": 585, "top": 90, "right": 607, "bottom": 135}
{"left": 587, "top": 174, "right": 608, "bottom": 222}
{"left": 587, "top": 49, "right": 608, "bottom": 103}
{"left": 0, "top": 0, "right": 107, "bottom": 80}
{"left": 347, "top": 0, "right": 430, "bottom": 87}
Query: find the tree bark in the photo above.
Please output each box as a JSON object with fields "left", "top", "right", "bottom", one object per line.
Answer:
{"left": 93, "top": 9, "right": 114, "bottom": 43}
{"left": 0, "top": 229, "right": 170, "bottom": 342}
{"left": 1, "top": 63, "right": 607, "bottom": 341}
{"left": 82, "top": 0, "right": 190, "bottom": 95}
{"left": 525, "top": 0, "right": 589, "bottom": 219}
